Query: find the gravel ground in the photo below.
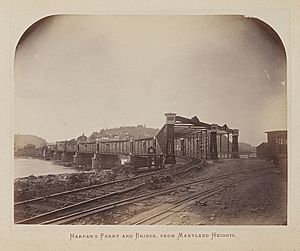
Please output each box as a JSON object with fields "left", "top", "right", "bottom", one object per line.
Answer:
{"left": 77, "top": 159, "right": 287, "bottom": 225}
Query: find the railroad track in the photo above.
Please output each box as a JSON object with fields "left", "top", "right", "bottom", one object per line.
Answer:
{"left": 129, "top": 172, "right": 266, "bottom": 225}
{"left": 15, "top": 157, "right": 202, "bottom": 223}
{"left": 15, "top": 156, "right": 197, "bottom": 206}
{"left": 16, "top": 164, "right": 272, "bottom": 225}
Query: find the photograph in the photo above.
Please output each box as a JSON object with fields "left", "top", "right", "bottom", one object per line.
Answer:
{"left": 13, "top": 15, "right": 287, "bottom": 226}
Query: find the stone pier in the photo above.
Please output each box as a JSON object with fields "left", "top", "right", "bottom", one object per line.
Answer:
{"left": 231, "top": 129, "right": 240, "bottom": 158}
{"left": 53, "top": 151, "right": 62, "bottom": 161}
{"left": 73, "top": 152, "right": 94, "bottom": 168}
{"left": 61, "top": 151, "right": 75, "bottom": 162}
{"left": 91, "top": 153, "right": 120, "bottom": 169}
{"left": 210, "top": 124, "right": 218, "bottom": 160}
{"left": 164, "top": 113, "right": 176, "bottom": 164}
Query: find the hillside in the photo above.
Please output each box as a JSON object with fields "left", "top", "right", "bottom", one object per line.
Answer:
{"left": 14, "top": 134, "right": 47, "bottom": 150}
{"left": 217, "top": 135, "right": 255, "bottom": 153}
{"left": 89, "top": 125, "right": 160, "bottom": 141}
{"left": 239, "top": 142, "right": 255, "bottom": 152}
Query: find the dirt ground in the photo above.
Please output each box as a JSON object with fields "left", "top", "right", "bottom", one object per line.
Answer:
{"left": 79, "top": 158, "right": 287, "bottom": 225}
{"left": 15, "top": 158, "right": 287, "bottom": 225}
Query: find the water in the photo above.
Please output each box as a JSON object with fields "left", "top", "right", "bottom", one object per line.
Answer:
{"left": 14, "top": 158, "right": 78, "bottom": 179}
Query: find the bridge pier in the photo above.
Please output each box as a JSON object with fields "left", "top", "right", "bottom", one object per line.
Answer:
{"left": 231, "top": 129, "right": 240, "bottom": 158}
{"left": 219, "top": 134, "right": 222, "bottom": 158}
{"left": 227, "top": 133, "right": 230, "bottom": 158}
{"left": 164, "top": 113, "right": 176, "bottom": 164}
{"left": 53, "top": 151, "right": 62, "bottom": 160}
{"left": 180, "top": 138, "right": 185, "bottom": 155}
{"left": 130, "top": 140, "right": 134, "bottom": 154}
{"left": 73, "top": 152, "right": 93, "bottom": 168}
{"left": 91, "top": 153, "right": 119, "bottom": 169}
{"left": 44, "top": 149, "right": 54, "bottom": 160}
{"left": 92, "top": 153, "right": 99, "bottom": 169}
{"left": 210, "top": 124, "right": 218, "bottom": 160}
{"left": 73, "top": 152, "right": 79, "bottom": 164}
{"left": 61, "top": 151, "right": 75, "bottom": 162}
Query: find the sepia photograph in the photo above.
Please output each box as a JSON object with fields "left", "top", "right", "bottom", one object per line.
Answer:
{"left": 13, "top": 15, "right": 287, "bottom": 226}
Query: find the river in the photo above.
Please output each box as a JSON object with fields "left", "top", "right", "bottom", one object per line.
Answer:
{"left": 14, "top": 158, "right": 78, "bottom": 179}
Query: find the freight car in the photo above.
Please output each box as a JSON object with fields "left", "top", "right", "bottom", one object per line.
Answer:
{"left": 125, "top": 146, "right": 164, "bottom": 174}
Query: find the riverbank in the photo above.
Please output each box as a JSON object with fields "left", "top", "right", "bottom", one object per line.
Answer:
{"left": 14, "top": 169, "right": 118, "bottom": 202}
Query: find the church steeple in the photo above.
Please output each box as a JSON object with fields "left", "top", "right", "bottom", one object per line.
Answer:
{"left": 77, "top": 133, "right": 87, "bottom": 142}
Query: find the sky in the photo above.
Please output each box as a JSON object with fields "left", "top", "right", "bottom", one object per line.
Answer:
{"left": 14, "top": 15, "right": 287, "bottom": 146}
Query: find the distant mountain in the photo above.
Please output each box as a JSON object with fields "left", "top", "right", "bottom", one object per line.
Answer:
{"left": 239, "top": 142, "right": 255, "bottom": 152}
{"left": 14, "top": 134, "right": 47, "bottom": 150}
{"left": 217, "top": 135, "right": 255, "bottom": 153}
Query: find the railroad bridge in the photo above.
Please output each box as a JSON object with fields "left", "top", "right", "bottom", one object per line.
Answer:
{"left": 46, "top": 113, "right": 239, "bottom": 169}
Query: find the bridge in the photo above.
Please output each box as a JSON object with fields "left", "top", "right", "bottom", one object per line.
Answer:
{"left": 45, "top": 113, "right": 239, "bottom": 169}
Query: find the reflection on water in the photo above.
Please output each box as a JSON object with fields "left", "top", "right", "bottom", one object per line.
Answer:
{"left": 14, "top": 158, "right": 77, "bottom": 179}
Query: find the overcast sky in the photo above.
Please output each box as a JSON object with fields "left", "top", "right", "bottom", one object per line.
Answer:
{"left": 14, "top": 15, "right": 287, "bottom": 146}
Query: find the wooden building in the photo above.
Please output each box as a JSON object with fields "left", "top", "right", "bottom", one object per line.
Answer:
{"left": 256, "top": 130, "right": 287, "bottom": 164}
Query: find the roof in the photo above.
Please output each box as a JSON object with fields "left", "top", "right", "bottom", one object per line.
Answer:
{"left": 173, "top": 115, "right": 234, "bottom": 138}
{"left": 265, "top": 130, "right": 287, "bottom": 134}
{"left": 256, "top": 142, "right": 268, "bottom": 149}
{"left": 174, "top": 124, "right": 208, "bottom": 138}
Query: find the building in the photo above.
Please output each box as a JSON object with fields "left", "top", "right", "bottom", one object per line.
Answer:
{"left": 266, "top": 130, "right": 287, "bottom": 160}
{"left": 256, "top": 130, "right": 287, "bottom": 163}
{"left": 256, "top": 142, "right": 268, "bottom": 159}
{"left": 77, "top": 133, "right": 88, "bottom": 142}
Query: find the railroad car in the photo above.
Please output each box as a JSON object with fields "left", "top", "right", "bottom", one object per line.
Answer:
{"left": 266, "top": 130, "right": 287, "bottom": 165}
{"left": 126, "top": 146, "right": 164, "bottom": 174}
{"left": 257, "top": 130, "right": 287, "bottom": 166}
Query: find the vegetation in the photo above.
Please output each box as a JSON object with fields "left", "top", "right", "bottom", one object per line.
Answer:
{"left": 89, "top": 125, "right": 159, "bottom": 141}
{"left": 23, "top": 144, "right": 36, "bottom": 150}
